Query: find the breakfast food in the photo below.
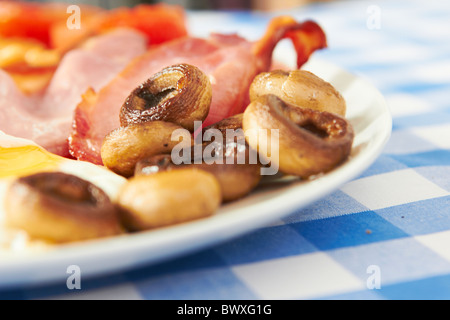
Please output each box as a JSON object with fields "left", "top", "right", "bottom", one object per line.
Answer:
{"left": 4, "top": 172, "right": 123, "bottom": 243}
{"left": 0, "top": 29, "right": 148, "bottom": 157}
{"left": 69, "top": 16, "right": 327, "bottom": 164}
{"left": 0, "top": 3, "right": 187, "bottom": 157}
{"left": 117, "top": 169, "right": 221, "bottom": 231}
{"left": 0, "top": 2, "right": 355, "bottom": 246}
{"left": 243, "top": 94, "right": 354, "bottom": 178}
{"left": 135, "top": 142, "right": 262, "bottom": 203}
{"left": 0, "top": 2, "right": 187, "bottom": 54}
{"left": 249, "top": 69, "right": 347, "bottom": 116}
{"left": 101, "top": 121, "right": 189, "bottom": 178}
{"left": 120, "top": 64, "right": 212, "bottom": 131}
{"left": 133, "top": 111, "right": 263, "bottom": 202}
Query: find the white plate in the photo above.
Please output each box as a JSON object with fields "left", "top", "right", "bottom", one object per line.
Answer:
{"left": 0, "top": 55, "right": 391, "bottom": 289}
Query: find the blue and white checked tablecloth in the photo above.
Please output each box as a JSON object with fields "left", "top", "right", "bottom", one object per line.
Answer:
{"left": 1, "top": 0, "right": 450, "bottom": 300}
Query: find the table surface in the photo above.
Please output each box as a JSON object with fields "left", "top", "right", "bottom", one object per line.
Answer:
{"left": 1, "top": 0, "right": 450, "bottom": 300}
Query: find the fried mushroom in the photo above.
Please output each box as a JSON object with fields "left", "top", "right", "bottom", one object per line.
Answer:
{"left": 3, "top": 172, "right": 123, "bottom": 243}
{"left": 120, "top": 63, "right": 212, "bottom": 132}
{"left": 249, "top": 69, "right": 346, "bottom": 116}
{"left": 134, "top": 114, "right": 263, "bottom": 202}
{"left": 243, "top": 94, "right": 354, "bottom": 178}
{"left": 101, "top": 121, "right": 192, "bottom": 178}
{"left": 135, "top": 150, "right": 261, "bottom": 203}
{"left": 117, "top": 168, "right": 221, "bottom": 231}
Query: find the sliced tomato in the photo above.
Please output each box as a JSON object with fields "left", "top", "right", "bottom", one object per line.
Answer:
{"left": 0, "top": 2, "right": 68, "bottom": 48}
{"left": 0, "top": 2, "right": 188, "bottom": 50}
{"left": 49, "top": 10, "right": 104, "bottom": 52}
{"left": 98, "top": 4, "right": 188, "bottom": 45}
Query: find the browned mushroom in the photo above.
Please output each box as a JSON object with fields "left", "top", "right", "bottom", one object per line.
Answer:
{"left": 101, "top": 121, "right": 191, "bottom": 178}
{"left": 117, "top": 168, "right": 221, "bottom": 231}
{"left": 243, "top": 94, "right": 354, "bottom": 178}
{"left": 249, "top": 69, "right": 346, "bottom": 116}
{"left": 120, "top": 63, "right": 212, "bottom": 132}
{"left": 134, "top": 114, "right": 263, "bottom": 202}
{"left": 135, "top": 151, "right": 261, "bottom": 203}
{"left": 3, "top": 172, "right": 124, "bottom": 243}
{"left": 202, "top": 113, "right": 244, "bottom": 137}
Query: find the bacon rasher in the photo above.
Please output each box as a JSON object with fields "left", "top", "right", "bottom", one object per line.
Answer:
{"left": 0, "top": 29, "right": 148, "bottom": 157}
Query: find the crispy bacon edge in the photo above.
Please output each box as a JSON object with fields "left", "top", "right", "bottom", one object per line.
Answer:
{"left": 252, "top": 16, "right": 327, "bottom": 69}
